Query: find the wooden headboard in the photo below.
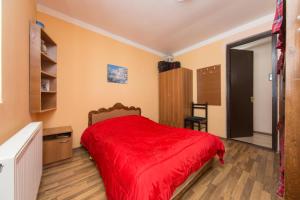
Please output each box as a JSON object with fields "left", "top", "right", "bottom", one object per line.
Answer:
{"left": 88, "top": 103, "right": 141, "bottom": 126}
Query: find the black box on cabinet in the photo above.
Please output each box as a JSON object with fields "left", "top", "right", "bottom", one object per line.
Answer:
{"left": 158, "top": 61, "right": 181, "bottom": 73}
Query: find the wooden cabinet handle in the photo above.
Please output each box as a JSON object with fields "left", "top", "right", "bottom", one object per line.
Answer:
{"left": 58, "top": 140, "right": 70, "bottom": 143}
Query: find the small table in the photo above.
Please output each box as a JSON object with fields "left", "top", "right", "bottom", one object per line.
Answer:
{"left": 43, "top": 126, "right": 73, "bottom": 165}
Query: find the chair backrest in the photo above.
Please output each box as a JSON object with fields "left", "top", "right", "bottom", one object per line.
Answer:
{"left": 192, "top": 103, "right": 208, "bottom": 118}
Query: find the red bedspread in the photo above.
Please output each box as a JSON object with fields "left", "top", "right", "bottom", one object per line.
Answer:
{"left": 81, "top": 115, "right": 225, "bottom": 200}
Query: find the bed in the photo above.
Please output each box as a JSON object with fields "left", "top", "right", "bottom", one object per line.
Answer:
{"left": 81, "top": 103, "right": 225, "bottom": 200}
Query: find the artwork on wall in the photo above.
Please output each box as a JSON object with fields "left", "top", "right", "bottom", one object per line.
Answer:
{"left": 107, "top": 64, "right": 128, "bottom": 84}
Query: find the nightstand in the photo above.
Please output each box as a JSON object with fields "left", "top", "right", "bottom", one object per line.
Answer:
{"left": 43, "top": 126, "right": 73, "bottom": 165}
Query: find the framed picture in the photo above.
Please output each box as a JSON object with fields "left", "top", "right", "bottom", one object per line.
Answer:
{"left": 41, "top": 79, "right": 50, "bottom": 92}
{"left": 107, "top": 64, "right": 128, "bottom": 84}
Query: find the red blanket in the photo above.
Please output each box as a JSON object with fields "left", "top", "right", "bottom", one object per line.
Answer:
{"left": 81, "top": 115, "right": 225, "bottom": 200}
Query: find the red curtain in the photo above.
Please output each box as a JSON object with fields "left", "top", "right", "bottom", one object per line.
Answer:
{"left": 272, "top": 0, "right": 285, "bottom": 197}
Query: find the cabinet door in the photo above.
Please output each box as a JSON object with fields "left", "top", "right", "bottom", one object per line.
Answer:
{"left": 182, "top": 69, "right": 193, "bottom": 126}
{"left": 159, "top": 70, "right": 178, "bottom": 127}
{"left": 43, "top": 137, "right": 72, "bottom": 164}
{"left": 187, "top": 69, "right": 193, "bottom": 117}
{"left": 285, "top": 0, "right": 300, "bottom": 198}
{"left": 159, "top": 72, "right": 168, "bottom": 125}
{"left": 173, "top": 69, "right": 183, "bottom": 127}
{"left": 166, "top": 70, "right": 175, "bottom": 126}
{"left": 167, "top": 69, "right": 174, "bottom": 127}
{"left": 177, "top": 68, "right": 193, "bottom": 128}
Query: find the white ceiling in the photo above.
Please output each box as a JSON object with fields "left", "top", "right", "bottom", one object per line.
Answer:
{"left": 37, "top": 0, "right": 275, "bottom": 55}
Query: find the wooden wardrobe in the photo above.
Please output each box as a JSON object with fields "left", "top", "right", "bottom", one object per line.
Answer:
{"left": 159, "top": 68, "right": 193, "bottom": 128}
{"left": 285, "top": 0, "right": 300, "bottom": 199}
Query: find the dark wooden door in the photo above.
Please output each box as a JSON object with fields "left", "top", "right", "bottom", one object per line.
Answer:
{"left": 230, "top": 49, "right": 254, "bottom": 138}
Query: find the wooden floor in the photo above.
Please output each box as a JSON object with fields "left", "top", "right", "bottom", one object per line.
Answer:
{"left": 38, "top": 140, "right": 280, "bottom": 200}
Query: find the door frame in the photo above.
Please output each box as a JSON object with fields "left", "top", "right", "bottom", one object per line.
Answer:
{"left": 226, "top": 30, "right": 278, "bottom": 151}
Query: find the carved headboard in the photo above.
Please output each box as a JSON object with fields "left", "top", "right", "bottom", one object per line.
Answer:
{"left": 88, "top": 103, "right": 141, "bottom": 126}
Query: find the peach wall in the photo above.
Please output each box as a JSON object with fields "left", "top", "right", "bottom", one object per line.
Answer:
{"left": 0, "top": 0, "right": 36, "bottom": 144}
{"left": 176, "top": 22, "right": 273, "bottom": 138}
{"left": 36, "top": 12, "right": 160, "bottom": 147}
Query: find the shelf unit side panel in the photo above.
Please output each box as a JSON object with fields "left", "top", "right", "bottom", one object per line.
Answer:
{"left": 29, "top": 24, "right": 42, "bottom": 113}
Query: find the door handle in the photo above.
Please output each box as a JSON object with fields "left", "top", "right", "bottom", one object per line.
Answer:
{"left": 250, "top": 97, "right": 254, "bottom": 103}
{"left": 0, "top": 163, "right": 3, "bottom": 173}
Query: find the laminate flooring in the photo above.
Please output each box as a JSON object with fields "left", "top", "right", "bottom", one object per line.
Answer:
{"left": 37, "top": 139, "right": 280, "bottom": 200}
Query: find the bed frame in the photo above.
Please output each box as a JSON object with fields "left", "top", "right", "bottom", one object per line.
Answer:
{"left": 88, "top": 103, "right": 141, "bottom": 126}
{"left": 88, "top": 103, "right": 213, "bottom": 199}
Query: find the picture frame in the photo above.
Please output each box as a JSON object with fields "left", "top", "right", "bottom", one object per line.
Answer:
{"left": 107, "top": 64, "right": 128, "bottom": 84}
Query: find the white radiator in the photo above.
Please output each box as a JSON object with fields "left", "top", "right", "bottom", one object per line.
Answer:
{"left": 0, "top": 122, "right": 43, "bottom": 200}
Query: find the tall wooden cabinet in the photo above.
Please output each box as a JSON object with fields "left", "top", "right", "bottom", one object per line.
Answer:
{"left": 30, "top": 23, "right": 57, "bottom": 113}
{"left": 285, "top": 0, "right": 300, "bottom": 199}
{"left": 159, "top": 68, "right": 193, "bottom": 128}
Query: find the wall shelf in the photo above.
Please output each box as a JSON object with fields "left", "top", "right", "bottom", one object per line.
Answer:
{"left": 41, "top": 91, "right": 57, "bottom": 94}
{"left": 41, "top": 71, "right": 56, "bottom": 78}
{"left": 41, "top": 52, "right": 57, "bottom": 64}
{"left": 30, "top": 23, "right": 57, "bottom": 113}
{"left": 40, "top": 108, "right": 56, "bottom": 113}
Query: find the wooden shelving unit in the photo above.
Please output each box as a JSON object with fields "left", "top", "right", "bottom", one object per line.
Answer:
{"left": 30, "top": 23, "right": 57, "bottom": 113}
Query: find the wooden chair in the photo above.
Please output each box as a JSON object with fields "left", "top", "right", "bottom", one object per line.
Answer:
{"left": 184, "top": 103, "right": 208, "bottom": 132}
